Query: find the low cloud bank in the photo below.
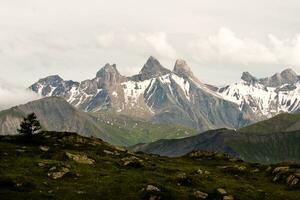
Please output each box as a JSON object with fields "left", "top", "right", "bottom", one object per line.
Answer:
{"left": 0, "top": 80, "right": 40, "bottom": 111}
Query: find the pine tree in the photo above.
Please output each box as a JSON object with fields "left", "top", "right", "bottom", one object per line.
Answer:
{"left": 17, "top": 113, "right": 42, "bottom": 137}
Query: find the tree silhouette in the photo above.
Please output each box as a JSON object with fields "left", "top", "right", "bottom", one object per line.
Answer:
{"left": 17, "top": 113, "right": 42, "bottom": 137}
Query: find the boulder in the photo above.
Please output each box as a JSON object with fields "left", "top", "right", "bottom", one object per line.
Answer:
{"left": 197, "top": 169, "right": 211, "bottom": 175}
{"left": 216, "top": 188, "right": 227, "bottom": 195}
{"left": 193, "top": 191, "right": 208, "bottom": 199}
{"left": 47, "top": 167, "right": 70, "bottom": 180}
{"left": 39, "top": 146, "right": 50, "bottom": 152}
{"left": 120, "top": 156, "right": 143, "bottom": 168}
{"left": 176, "top": 173, "right": 192, "bottom": 186}
{"left": 146, "top": 185, "right": 160, "bottom": 192}
{"left": 223, "top": 195, "right": 234, "bottom": 200}
{"left": 273, "top": 166, "right": 289, "bottom": 174}
{"left": 291, "top": 178, "right": 299, "bottom": 186}
{"left": 103, "top": 150, "right": 114, "bottom": 155}
{"left": 65, "top": 152, "right": 95, "bottom": 165}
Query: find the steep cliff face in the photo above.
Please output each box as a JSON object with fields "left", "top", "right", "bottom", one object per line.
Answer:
{"left": 29, "top": 56, "right": 257, "bottom": 131}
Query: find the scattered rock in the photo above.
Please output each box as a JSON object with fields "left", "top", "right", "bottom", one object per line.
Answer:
{"left": 39, "top": 146, "right": 50, "bottom": 152}
{"left": 103, "top": 150, "right": 114, "bottom": 155}
{"left": 148, "top": 195, "right": 161, "bottom": 200}
{"left": 120, "top": 156, "right": 143, "bottom": 168}
{"left": 273, "top": 174, "right": 281, "bottom": 182}
{"left": 114, "top": 146, "right": 126, "bottom": 152}
{"left": 273, "top": 166, "right": 289, "bottom": 174}
{"left": 204, "top": 171, "right": 210, "bottom": 175}
{"left": 265, "top": 166, "right": 272, "bottom": 172}
{"left": 219, "top": 165, "right": 247, "bottom": 175}
{"left": 193, "top": 191, "right": 208, "bottom": 199}
{"left": 47, "top": 167, "right": 70, "bottom": 180}
{"left": 176, "top": 173, "right": 192, "bottom": 186}
{"left": 65, "top": 152, "right": 95, "bottom": 165}
{"left": 251, "top": 168, "right": 260, "bottom": 173}
{"left": 38, "top": 163, "right": 46, "bottom": 167}
{"left": 223, "top": 195, "right": 234, "bottom": 200}
{"left": 49, "top": 166, "right": 57, "bottom": 171}
{"left": 197, "top": 169, "right": 210, "bottom": 175}
{"left": 146, "top": 185, "right": 160, "bottom": 192}
{"left": 216, "top": 188, "right": 227, "bottom": 196}
{"left": 286, "top": 175, "right": 295, "bottom": 184}
{"left": 235, "top": 165, "right": 247, "bottom": 171}
{"left": 291, "top": 178, "right": 299, "bottom": 186}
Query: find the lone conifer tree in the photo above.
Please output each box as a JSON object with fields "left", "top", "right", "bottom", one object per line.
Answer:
{"left": 17, "top": 113, "right": 42, "bottom": 137}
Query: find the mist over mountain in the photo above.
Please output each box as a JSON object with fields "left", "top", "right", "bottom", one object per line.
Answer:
{"left": 0, "top": 79, "right": 40, "bottom": 111}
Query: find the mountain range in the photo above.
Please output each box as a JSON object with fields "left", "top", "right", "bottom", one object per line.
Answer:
{"left": 29, "top": 56, "right": 259, "bottom": 132}
{"left": 29, "top": 57, "right": 300, "bottom": 132}
{"left": 219, "top": 68, "right": 300, "bottom": 118}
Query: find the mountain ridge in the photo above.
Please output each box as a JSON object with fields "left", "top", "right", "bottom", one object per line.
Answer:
{"left": 30, "top": 56, "right": 255, "bottom": 132}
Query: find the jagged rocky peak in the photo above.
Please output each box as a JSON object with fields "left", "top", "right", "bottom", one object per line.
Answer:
{"left": 280, "top": 68, "right": 298, "bottom": 81}
{"left": 241, "top": 72, "right": 258, "bottom": 84}
{"left": 132, "top": 56, "right": 171, "bottom": 81}
{"left": 96, "top": 63, "right": 119, "bottom": 77}
{"left": 38, "top": 75, "right": 64, "bottom": 83}
{"left": 260, "top": 68, "right": 299, "bottom": 87}
{"left": 95, "top": 63, "right": 125, "bottom": 86}
{"left": 173, "top": 59, "right": 194, "bottom": 78}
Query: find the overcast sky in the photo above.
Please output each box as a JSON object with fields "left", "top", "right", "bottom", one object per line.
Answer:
{"left": 1, "top": 0, "right": 300, "bottom": 89}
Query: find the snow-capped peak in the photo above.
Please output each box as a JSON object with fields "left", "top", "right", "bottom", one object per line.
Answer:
{"left": 219, "top": 70, "right": 300, "bottom": 117}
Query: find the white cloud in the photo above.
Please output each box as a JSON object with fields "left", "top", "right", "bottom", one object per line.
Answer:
{"left": 97, "top": 32, "right": 177, "bottom": 60}
{"left": 0, "top": 79, "right": 40, "bottom": 111}
{"left": 189, "top": 28, "right": 277, "bottom": 65}
{"left": 268, "top": 34, "right": 300, "bottom": 65}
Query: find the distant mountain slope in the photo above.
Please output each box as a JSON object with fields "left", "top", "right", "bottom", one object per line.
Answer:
{"left": 0, "top": 97, "right": 196, "bottom": 146}
{"left": 238, "top": 113, "right": 300, "bottom": 134}
{"left": 0, "top": 97, "right": 108, "bottom": 138}
{"left": 132, "top": 129, "right": 238, "bottom": 157}
{"left": 29, "top": 56, "right": 257, "bottom": 131}
{"left": 133, "top": 113, "right": 300, "bottom": 163}
{"left": 133, "top": 128, "right": 300, "bottom": 164}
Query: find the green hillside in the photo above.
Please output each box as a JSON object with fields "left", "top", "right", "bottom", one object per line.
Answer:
{"left": 238, "top": 113, "right": 300, "bottom": 134}
{"left": 92, "top": 112, "right": 197, "bottom": 146}
{"left": 0, "top": 131, "right": 300, "bottom": 200}
{"left": 0, "top": 97, "right": 197, "bottom": 147}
